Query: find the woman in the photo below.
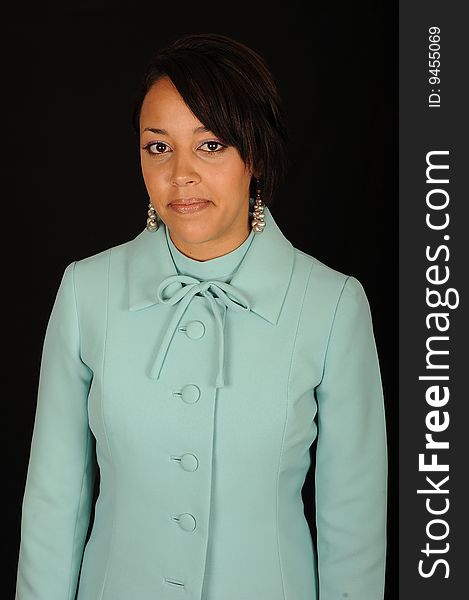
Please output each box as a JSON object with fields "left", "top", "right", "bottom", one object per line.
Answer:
{"left": 16, "top": 33, "right": 387, "bottom": 599}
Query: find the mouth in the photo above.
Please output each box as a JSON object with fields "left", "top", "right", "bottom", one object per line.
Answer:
{"left": 169, "top": 198, "right": 211, "bottom": 214}
{"left": 169, "top": 197, "right": 211, "bottom": 206}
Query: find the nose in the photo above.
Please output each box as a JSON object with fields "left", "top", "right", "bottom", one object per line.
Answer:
{"left": 170, "top": 153, "right": 201, "bottom": 187}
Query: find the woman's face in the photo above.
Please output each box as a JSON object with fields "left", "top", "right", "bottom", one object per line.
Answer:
{"left": 139, "top": 76, "right": 253, "bottom": 260}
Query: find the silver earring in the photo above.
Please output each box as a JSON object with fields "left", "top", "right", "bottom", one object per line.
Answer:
{"left": 251, "top": 179, "right": 266, "bottom": 233}
{"left": 146, "top": 201, "right": 159, "bottom": 232}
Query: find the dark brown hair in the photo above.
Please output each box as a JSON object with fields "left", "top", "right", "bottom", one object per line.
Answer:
{"left": 131, "top": 33, "right": 289, "bottom": 206}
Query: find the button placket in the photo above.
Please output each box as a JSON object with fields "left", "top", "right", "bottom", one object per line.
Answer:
{"left": 166, "top": 321, "right": 205, "bottom": 583}
{"left": 159, "top": 302, "right": 217, "bottom": 592}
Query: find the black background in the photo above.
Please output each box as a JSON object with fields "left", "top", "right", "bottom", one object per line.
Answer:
{"left": 10, "top": 4, "right": 397, "bottom": 598}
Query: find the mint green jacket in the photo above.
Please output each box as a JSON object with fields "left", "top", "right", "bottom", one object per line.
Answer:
{"left": 16, "top": 207, "right": 387, "bottom": 599}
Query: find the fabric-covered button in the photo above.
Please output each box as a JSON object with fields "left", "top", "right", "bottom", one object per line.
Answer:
{"left": 178, "top": 513, "right": 196, "bottom": 532}
{"left": 180, "top": 453, "right": 199, "bottom": 472}
{"left": 180, "top": 384, "right": 201, "bottom": 404}
{"left": 185, "top": 320, "right": 205, "bottom": 339}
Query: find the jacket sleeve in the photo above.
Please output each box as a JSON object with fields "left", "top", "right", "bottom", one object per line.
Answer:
{"left": 314, "top": 275, "right": 388, "bottom": 599}
{"left": 16, "top": 261, "right": 97, "bottom": 600}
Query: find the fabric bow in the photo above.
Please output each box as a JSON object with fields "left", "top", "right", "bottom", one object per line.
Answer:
{"left": 150, "top": 274, "right": 252, "bottom": 388}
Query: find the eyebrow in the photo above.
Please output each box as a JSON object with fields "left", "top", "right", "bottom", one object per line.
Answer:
{"left": 142, "top": 125, "right": 211, "bottom": 135}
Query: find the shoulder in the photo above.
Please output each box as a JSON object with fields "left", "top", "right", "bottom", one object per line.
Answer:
{"left": 292, "top": 245, "right": 349, "bottom": 294}
{"left": 291, "top": 246, "right": 370, "bottom": 316}
{"left": 294, "top": 246, "right": 348, "bottom": 283}
{"left": 68, "top": 231, "right": 142, "bottom": 285}
{"left": 49, "top": 232, "right": 143, "bottom": 315}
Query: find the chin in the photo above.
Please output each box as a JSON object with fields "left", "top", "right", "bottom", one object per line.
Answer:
{"left": 167, "top": 221, "right": 219, "bottom": 246}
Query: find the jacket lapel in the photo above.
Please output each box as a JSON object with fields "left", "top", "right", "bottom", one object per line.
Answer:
{"left": 126, "top": 206, "right": 295, "bottom": 325}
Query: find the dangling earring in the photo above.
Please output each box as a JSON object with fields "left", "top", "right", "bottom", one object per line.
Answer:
{"left": 251, "top": 178, "right": 266, "bottom": 233}
{"left": 146, "top": 201, "right": 159, "bottom": 232}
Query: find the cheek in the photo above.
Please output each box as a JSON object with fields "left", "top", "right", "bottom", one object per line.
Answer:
{"left": 209, "top": 161, "right": 250, "bottom": 192}
{"left": 141, "top": 158, "right": 167, "bottom": 191}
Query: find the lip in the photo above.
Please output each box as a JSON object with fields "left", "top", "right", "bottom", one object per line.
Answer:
{"left": 170, "top": 197, "right": 211, "bottom": 206}
{"left": 169, "top": 198, "right": 211, "bottom": 214}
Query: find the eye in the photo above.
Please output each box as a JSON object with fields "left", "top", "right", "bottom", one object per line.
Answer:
{"left": 199, "top": 140, "right": 227, "bottom": 153}
{"left": 142, "top": 141, "right": 171, "bottom": 155}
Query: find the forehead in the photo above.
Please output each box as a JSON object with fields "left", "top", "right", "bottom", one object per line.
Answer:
{"left": 140, "top": 76, "right": 202, "bottom": 132}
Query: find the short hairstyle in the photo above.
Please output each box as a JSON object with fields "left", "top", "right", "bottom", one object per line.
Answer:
{"left": 131, "top": 33, "right": 289, "bottom": 206}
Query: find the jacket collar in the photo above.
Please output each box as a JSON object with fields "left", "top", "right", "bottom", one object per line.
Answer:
{"left": 126, "top": 206, "right": 295, "bottom": 325}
